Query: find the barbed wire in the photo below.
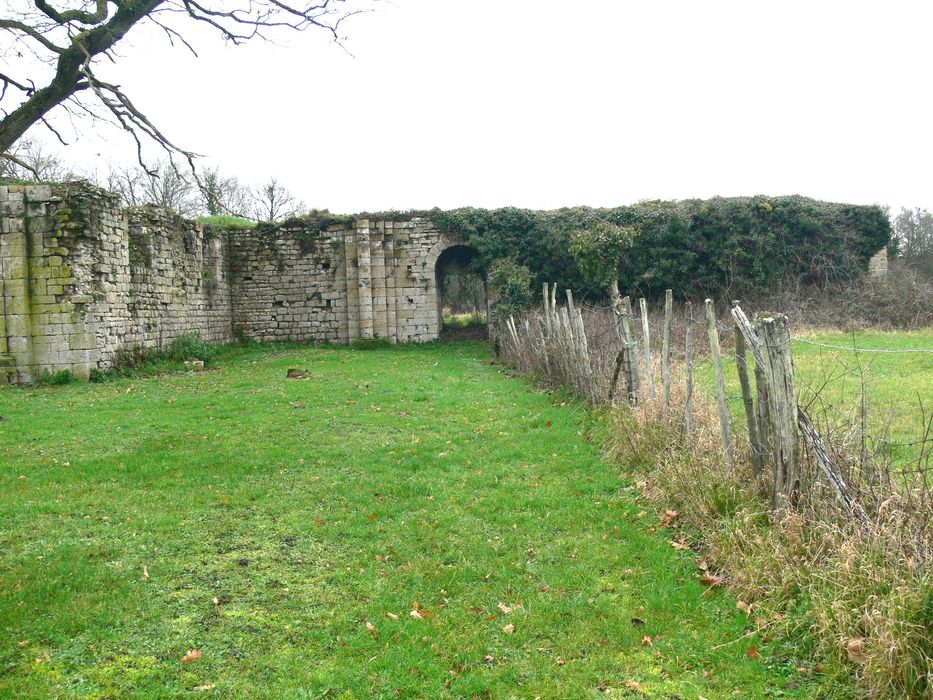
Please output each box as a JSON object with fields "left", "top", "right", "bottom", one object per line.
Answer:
{"left": 790, "top": 338, "right": 933, "bottom": 355}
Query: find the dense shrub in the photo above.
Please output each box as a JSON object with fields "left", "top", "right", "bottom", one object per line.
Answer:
{"left": 166, "top": 334, "right": 218, "bottom": 362}
{"left": 433, "top": 196, "right": 891, "bottom": 300}
{"left": 488, "top": 258, "right": 533, "bottom": 323}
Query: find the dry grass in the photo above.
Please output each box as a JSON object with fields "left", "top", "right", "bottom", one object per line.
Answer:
{"left": 604, "top": 375, "right": 932, "bottom": 699}
{"left": 498, "top": 301, "right": 933, "bottom": 698}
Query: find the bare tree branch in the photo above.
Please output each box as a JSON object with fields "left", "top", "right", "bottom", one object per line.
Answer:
{"left": 0, "top": 0, "right": 368, "bottom": 166}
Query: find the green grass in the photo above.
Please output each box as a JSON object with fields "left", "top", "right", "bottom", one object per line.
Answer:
{"left": 0, "top": 342, "right": 837, "bottom": 698}
{"left": 197, "top": 214, "right": 256, "bottom": 229}
{"left": 700, "top": 329, "right": 933, "bottom": 469}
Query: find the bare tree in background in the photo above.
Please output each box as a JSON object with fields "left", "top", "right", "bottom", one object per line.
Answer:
{"left": 893, "top": 207, "right": 933, "bottom": 279}
{"left": 0, "top": 137, "right": 73, "bottom": 180}
{"left": 252, "top": 177, "right": 303, "bottom": 222}
{"left": 0, "top": 1, "right": 367, "bottom": 169}
{"left": 198, "top": 166, "right": 252, "bottom": 218}
{"left": 102, "top": 161, "right": 198, "bottom": 218}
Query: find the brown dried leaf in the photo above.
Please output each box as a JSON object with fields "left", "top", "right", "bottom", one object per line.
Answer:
{"left": 846, "top": 637, "right": 867, "bottom": 664}
{"left": 746, "top": 644, "right": 761, "bottom": 659}
{"left": 641, "top": 635, "right": 653, "bottom": 646}
{"left": 700, "top": 572, "right": 722, "bottom": 587}
{"left": 385, "top": 612, "right": 399, "bottom": 620}
{"left": 365, "top": 621, "right": 378, "bottom": 636}
{"left": 736, "top": 600, "right": 751, "bottom": 614}
{"left": 142, "top": 565, "right": 149, "bottom": 581}
{"left": 670, "top": 539, "right": 689, "bottom": 550}
{"left": 180, "top": 649, "right": 202, "bottom": 663}
{"left": 659, "top": 509, "right": 678, "bottom": 527}
{"left": 502, "top": 623, "right": 515, "bottom": 634}
{"left": 497, "top": 602, "right": 513, "bottom": 615}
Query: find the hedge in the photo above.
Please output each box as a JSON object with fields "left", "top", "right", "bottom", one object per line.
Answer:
{"left": 432, "top": 196, "right": 891, "bottom": 300}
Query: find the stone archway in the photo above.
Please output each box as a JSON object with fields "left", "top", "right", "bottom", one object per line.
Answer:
{"left": 433, "top": 245, "right": 487, "bottom": 336}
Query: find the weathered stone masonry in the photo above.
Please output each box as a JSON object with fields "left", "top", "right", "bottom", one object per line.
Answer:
{"left": 0, "top": 184, "right": 472, "bottom": 383}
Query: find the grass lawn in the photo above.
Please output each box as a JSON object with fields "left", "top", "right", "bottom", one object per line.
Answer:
{"left": 700, "top": 329, "right": 933, "bottom": 470}
{"left": 1, "top": 342, "right": 836, "bottom": 698}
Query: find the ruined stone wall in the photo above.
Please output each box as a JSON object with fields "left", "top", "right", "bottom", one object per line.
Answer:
{"left": 0, "top": 184, "right": 233, "bottom": 382}
{"left": 0, "top": 183, "right": 470, "bottom": 383}
{"left": 229, "top": 217, "right": 461, "bottom": 344}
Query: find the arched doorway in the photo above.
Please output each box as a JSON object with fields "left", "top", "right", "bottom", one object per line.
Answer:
{"left": 434, "top": 245, "right": 487, "bottom": 338}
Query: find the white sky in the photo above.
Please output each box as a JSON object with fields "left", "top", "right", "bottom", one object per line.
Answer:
{"left": 20, "top": 0, "right": 933, "bottom": 214}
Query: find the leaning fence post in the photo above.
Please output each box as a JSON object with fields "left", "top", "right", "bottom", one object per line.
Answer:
{"left": 661, "top": 289, "right": 673, "bottom": 418}
{"left": 735, "top": 326, "right": 763, "bottom": 478}
{"left": 621, "top": 296, "right": 641, "bottom": 405}
{"left": 755, "top": 313, "right": 799, "bottom": 513}
{"left": 639, "top": 297, "right": 657, "bottom": 402}
{"left": 705, "top": 299, "right": 734, "bottom": 466}
{"left": 684, "top": 301, "right": 695, "bottom": 436}
{"left": 608, "top": 282, "right": 641, "bottom": 406}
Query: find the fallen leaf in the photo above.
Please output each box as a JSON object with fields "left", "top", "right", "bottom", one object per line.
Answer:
{"left": 696, "top": 559, "right": 709, "bottom": 571}
{"left": 17, "top": 640, "right": 29, "bottom": 648}
{"left": 212, "top": 597, "right": 219, "bottom": 606}
{"left": 181, "top": 649, "right": 202, "bottom": 663}
{"left": 410, "top": 609, "right": 424, "bottom": 620}
{"left": 385, "top": 612, "right": 399, "bottom": 620}
{"left": 313, "top": 518, "right": 326, "bottom": 526}
{"left": 625, "top": 679, "right": 643, "bottom": 691}
{"left": 365, "top": 621, "right": 378, "bottom": 636}
{"left": 659, "top": 509, "right": 678, "bottom": 527}
{"left": 670, "top": 539, "right": 689, "bottom": 550}
{"left": 846, "top": 637, "right": 867, "bottom": 664}
{"left": 700, "top": 572, "right": 722, "bottom": 587}
{"left": 502, "top": 623, "right": 515, "bottom": 634}
{"left": 746, "top": 644, "right": 761, "bottom": 659}
{"left": 736, "top": 600, "right": 751, "bottom": 614}
{"left": 194, "top": 684, "right": 215, "bottom": 692}
{"left": 142, "top": 565, "right": 149, "bottom": 581}
{"left": 641, "top": 636, "right": 653, "bottom": 646}
{"left": 497, "top": 603, "right": 513, "bottom": 615}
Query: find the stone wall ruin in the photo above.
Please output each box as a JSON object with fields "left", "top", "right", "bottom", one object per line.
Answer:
{"left": 0, "top": 183, "right": 479, "bottom": 383}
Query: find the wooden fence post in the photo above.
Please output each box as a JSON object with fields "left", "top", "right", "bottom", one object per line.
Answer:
{"left": 621, "top": 296, "right": 641, "bottom": 405}
{"left": 755, "top": 314, "right": 799, "bottom": 513}
{"left": 735, "top": 328, "right": 763, "bottom": 477}
{"left": 639, "top": 297, "right": 657, "bottom": 402}
{"left": 705, "top": 299, "right": 734, "bottom": 466}
{"left": 732, "top": 302, "right": 864, "bottom": 521}
{"left": 661, "top": 289, "right": 673, "bottom": 417}
{"left": 684, "top": 301, "right": 695, "bottom": 436}
{"left": 608, "top": 282, "right": 642, "bottom": 406}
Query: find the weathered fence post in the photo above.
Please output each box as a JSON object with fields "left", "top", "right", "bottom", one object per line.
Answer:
{"left": 735, "top": 325, "right": 763, "bottom": 477}
{"left": 608, "top": 282, "right": 641, "bottom": 406}
{"left": 732, "top": 303, "right": 865, "bottom": 521}
{"left": 661, "top": 289, "right": 673, "bottom": 418}
{"left": 621, "top": 296, "right": 641, "bottom": 405}
{"left": 705, "top": 299, "right": 734, "bottom": 466}
{"left": 639, "top": 297, "right": 657, "bottom": 402}
{"left": 684, "top": 301, "right": 695, "bottom": 436}
{"left": 755, "top": 314, "right": 799, "bottom": 512}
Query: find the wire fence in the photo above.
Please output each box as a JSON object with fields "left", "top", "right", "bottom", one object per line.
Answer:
{"left": 497, "top": 284, "right": 932, "bottom": 559}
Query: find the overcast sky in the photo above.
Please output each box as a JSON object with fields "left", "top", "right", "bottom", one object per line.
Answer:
{"left": 20, "top": 0, "right": 933, "bottom": 214}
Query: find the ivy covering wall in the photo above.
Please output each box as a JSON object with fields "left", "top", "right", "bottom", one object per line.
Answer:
{"left": 432, "top": 196, "right": 891, "bottom": 300}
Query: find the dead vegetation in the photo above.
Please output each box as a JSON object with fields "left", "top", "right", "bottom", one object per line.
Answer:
{"left": 497, "top": 289, "right": 933, "bottom": 698}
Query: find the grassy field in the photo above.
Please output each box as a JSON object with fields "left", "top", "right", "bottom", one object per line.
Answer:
{"left": 700, "top": 329, "right": 933, "bottom": 469}
{"left": 0, "top": 342, "right": 841, "bottom": 698}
